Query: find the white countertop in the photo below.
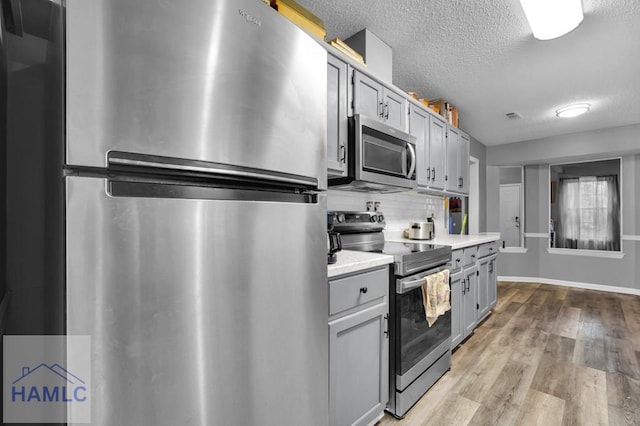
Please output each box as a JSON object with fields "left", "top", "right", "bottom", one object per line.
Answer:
{"left": 327, "top": 233, "right": 500, "bottom": 278}
{"left": 328, "top": 250, "right": 394, "bottom": 279}
{"left": 384, "top": 231, "right": 501, "bottom": 250}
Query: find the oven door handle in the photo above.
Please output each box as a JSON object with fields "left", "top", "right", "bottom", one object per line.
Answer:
{"left": 397, "top": 266, "right": 449, "bottom": 294}
{"left": 400, "top": 277, "right": 426, "bottom": 293}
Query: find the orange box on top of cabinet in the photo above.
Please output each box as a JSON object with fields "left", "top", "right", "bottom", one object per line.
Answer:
{"left": 270, "top": 0, "right": 327, "bottom": 41}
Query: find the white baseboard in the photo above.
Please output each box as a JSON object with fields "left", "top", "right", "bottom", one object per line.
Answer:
{"left": 498, "top": 276, "right": 640, "bottom": 296}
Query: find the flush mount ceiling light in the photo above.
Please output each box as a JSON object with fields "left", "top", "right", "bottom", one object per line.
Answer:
{"left": 555, "top": 103, "right": 590, "bottom": 118}
{"left": 519, "top": 0, "right": 584, "bottom": 40}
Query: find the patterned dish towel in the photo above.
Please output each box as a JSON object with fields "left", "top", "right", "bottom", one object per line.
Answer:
{"left": 421, "top": 269, "right": 451, "bottom": 327}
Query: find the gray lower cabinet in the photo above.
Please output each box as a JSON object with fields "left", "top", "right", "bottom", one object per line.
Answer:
{"left": 462, "top": 265, "right": 478, "bottom": 337}
{"left": 449, "top": 269, "right": 464, "bottom": 349}
{"left": 478, "top": 253, "right": 498, "bottom": 322}
{"left": 488, "top": 255, "right": 497, "bottom": 309}
{"left": 329, "top": 266, "right": 389, "bottom": 426}
{"left": 451, "top": 243, "right": 498, "bottom": 350}
{"left": 327, "top": 53, "right": 349, "bottom": 177}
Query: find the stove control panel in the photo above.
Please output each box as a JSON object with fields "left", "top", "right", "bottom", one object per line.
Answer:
{"left": 328, "top": 211, "right": 386, "bottom": 233}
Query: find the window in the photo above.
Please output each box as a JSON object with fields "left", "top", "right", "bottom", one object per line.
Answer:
{"left": 550, "top": 159, "right": 621, "bottom": 252}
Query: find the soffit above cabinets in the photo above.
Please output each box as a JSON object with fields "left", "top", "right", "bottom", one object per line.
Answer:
{"left": 297, "top": 0, "right": 640, "bottom": 146}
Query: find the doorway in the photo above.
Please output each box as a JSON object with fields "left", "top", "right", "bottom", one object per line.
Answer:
{"left": 500, "top": 183, "right": 522, "bottom": 247}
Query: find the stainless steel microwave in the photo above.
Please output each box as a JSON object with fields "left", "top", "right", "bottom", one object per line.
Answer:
{"left": 329, "top": 114, "right": 417, "bottom": 192}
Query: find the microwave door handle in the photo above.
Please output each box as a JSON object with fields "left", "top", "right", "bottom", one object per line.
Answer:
{"left": 405, "top": 142, "right": 416, "bottom": 179}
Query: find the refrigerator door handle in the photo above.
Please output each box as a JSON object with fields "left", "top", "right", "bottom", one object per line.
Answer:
{"left": 108, "top": 180, "right": 321, "bottom": 205}
{"left": 108, "top": 153, "right": 317, "bottom": 189}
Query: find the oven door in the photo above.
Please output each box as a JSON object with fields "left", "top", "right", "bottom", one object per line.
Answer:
{"left": 354, "top": 115, "right": 417, "bottom": 189}
{"left": 394, "top": 268, "right": 452, "bottom": 391}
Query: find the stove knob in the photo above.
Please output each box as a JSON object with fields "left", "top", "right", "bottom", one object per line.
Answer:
{"left": 377, "top": 214, "right": 385, "bottom": 223}
{"left": 370, "top": 215, "right": 377, "bottom": 223}
{"left": 337, "top": 214, "right": 345, "bottom": 223}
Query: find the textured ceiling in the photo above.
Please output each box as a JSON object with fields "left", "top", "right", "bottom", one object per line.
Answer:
{"left": 296, "top": 0, "right": 640, "bottom": 146}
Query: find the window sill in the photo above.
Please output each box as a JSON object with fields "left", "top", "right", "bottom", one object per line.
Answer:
{"left": 547, "top": 248, "right": 625, "bottom": 259}
{"left": 499, "top": 247, "right": 528, "bottom": 254}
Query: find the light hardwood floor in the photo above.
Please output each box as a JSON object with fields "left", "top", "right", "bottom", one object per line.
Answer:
{"left": 378, "top": 281, "right": 640, "bottom": 426}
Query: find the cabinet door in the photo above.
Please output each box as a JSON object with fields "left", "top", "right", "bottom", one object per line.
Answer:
{"left": 429, "top": 116, "right": 446, "bottom": 190}
{"left": 450, "top": 271, "right": 464, "bottom": 349}
{"left": 463, "top": 267, "right": 478, "bottom": 338}
{"left": 445, "top": 126, "right": 460, "bottom": 192}
{"left": 488, "top": 257, "right": 497, "bottom": 309}
{"left": 383, "top": 89, "right": 407, "bottom": 131}
{"left": 409, "top": 104, "right": 430, "bottom": 188}
{"left": 329, "top": 303, "right": 388, "bottom": 426}
{"left": 327, "top": 55, "right": 349, "bottom": 177}
{"left": 353, "top": 71, "right": 383, "bottom": 121}
{"left": 458, "top": 131, "right": 470, "bottom": 194}
{"left": 477, "top": 258, "right": 491, "bottom": 320}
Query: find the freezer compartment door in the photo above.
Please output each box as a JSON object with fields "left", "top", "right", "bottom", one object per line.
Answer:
{"left": 65, "top": 176, "right": 328, "bottom": 425}
{"left": 66, "top": 0, "right": 327, "bottom": 187}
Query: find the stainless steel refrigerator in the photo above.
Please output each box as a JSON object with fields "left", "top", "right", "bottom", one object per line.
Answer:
{"left": 2, "top": 0, "right": 328, "bottom": 424}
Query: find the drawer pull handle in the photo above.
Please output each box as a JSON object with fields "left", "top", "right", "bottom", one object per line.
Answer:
{"left": 360, "top": 287, "right": 368, "bottom": 294}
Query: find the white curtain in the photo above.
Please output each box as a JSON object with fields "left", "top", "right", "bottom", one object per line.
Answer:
{"left": 556, "top": 175, "right": 620, "bottom": 251}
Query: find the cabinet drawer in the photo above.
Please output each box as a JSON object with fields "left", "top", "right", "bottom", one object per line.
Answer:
{"left": 463, "top": 246, "right": 478, "bottom": 267}
{"left": 477, "top": 241, "right": 498, "bottom": 259}
{"left": 450, "top": 249, "right": 463, "bottom": 272}
{"left": 329, "top": 267, "right": 387, "bottom": 316}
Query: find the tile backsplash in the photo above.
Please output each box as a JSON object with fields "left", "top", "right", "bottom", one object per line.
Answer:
{"left": 327, "top": 189, "right": 447, "bottom": 235}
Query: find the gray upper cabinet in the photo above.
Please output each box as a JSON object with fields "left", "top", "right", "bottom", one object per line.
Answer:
{"left": 383, "top": 89, "right": 407, "bottom": 131}
{"left": 409, "top": 104, "right": 446, "bottom": 190}
{"left": 429, "top": 116, "right": 446, "bottom": 190}
{"left": 445, "top": 126, "right": 460, "bottom": 192}
{"left": 458, "top": 131, "right": 470, "bottom": 194}
{"left": 445, "top": 125, "right": 470, "bottom": 194}
{"left": 353, "top": 70, "right": 406, "bottom": 131}
{"left": 327, "top": 54, "right": 349, "bottom": 177}
{"left": 409, "top": 104, "right": 430, "bottom": 188}
{"left": 353, "top": 70, "right": 383, "bottom": 121}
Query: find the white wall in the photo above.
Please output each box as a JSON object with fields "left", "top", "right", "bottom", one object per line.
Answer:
{"left": 328, "top": 190, "right": 447, "bottom": 236}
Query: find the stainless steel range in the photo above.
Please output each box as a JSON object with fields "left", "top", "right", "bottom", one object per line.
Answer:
{"left": 328, "top": 211, "right": 452, "bottom": 418}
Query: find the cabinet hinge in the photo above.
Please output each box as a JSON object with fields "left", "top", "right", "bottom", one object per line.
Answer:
{"left": 476, "top": 303, "right": 479, "bottom": 310}
{"left": 477, "top": 271, "right": 479, "bottom": 276}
